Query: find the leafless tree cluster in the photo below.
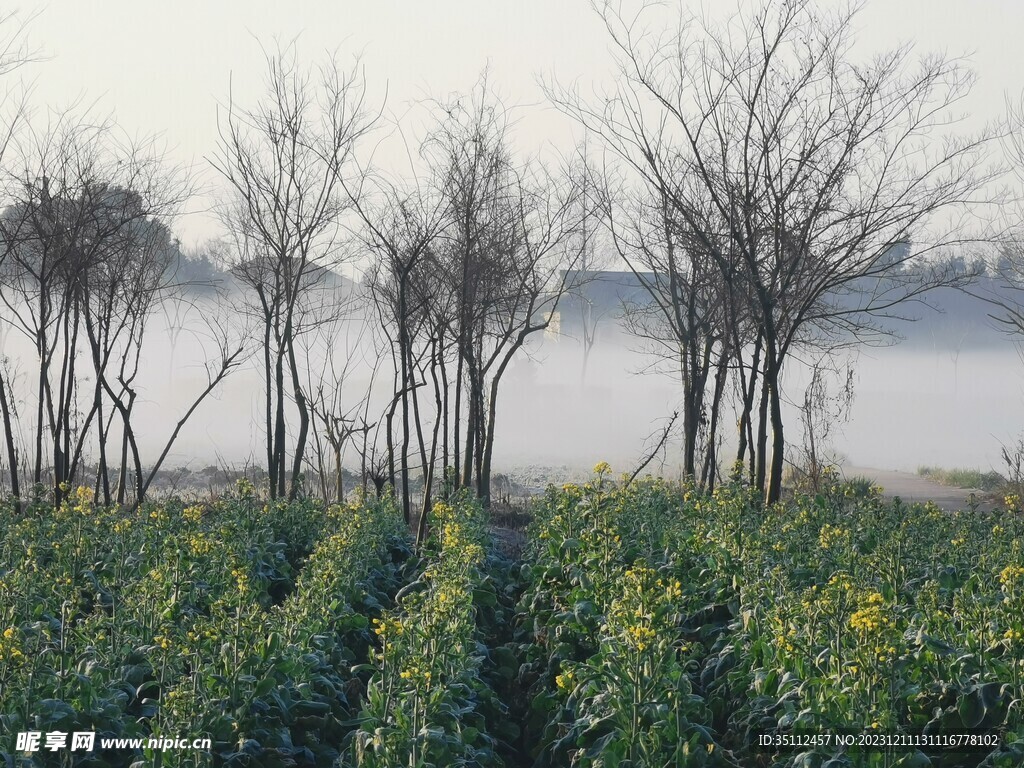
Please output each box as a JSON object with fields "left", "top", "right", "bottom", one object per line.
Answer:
{"left": 213, "top": 44, "right": 376, "bottom": 501}
{"left": 977, "top": 96, "right": 1024, "bottom": 336}
{"left": 353, "top": 80, "right": 588, "bottom": 525}
{"left": 214, "top": 51, "right": 589, "bottom": 519}
{"left": 0, "top": 14, "right": 243, "bottom": 511}
{"left": 0, "top": 115, "right": 242, "bottom": 510}
{"left": 551, "top": 0, "right": 995, "bottom": 502}
{"left": 0, "top": 1, "right": 1009, "bottom": 515}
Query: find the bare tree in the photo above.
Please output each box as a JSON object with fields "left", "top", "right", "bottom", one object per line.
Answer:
{"left": 564, "top": 144, "right": 615, "bottom": 387}
{"left": 349, "top": 78, "right": 591, "bottom": 522}
{"left": 355, "top": 179, "right": 449, "bottom": 523}
{"left": 550, "top": 0, "right": 995, "bottom": 502}
{"left": 606, "top": 179, "right": 735, "bottom": 489}
{"left": 0, "top": 9, "right": 41, "bottom": 509}
{"left": 212, "top": 42, "right": 378, "bottom": 500}
{"left": 425, "top": 80, "right": 588, "bottom": 505}
{"left": 80, "top": 202, "right": 179, "bottom": 504}
{"left": 791, "top": 355, "right": 855, "bottom": 492}
{"left": 974, "top": 97, "right": 1024, "bottom": 336}
{"left": 305, "top": 318, "right": 371, "bottom": 504}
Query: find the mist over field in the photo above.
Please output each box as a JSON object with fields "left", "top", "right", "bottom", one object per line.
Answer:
{"left": 7, "top": 3, "right": 1024, "bottom": 767}
{"left": 3, "top": 279, "right": 1019, "bottom": 481}
{"left": 0, "top": 0, "right": 1021, "bottom": 511}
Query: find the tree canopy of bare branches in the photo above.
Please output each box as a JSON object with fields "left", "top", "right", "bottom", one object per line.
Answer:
{"left": 212, "top": 42, "right": 378, "bottom": 500}
{"left": 0, "top": 111, "right": 223, "bottom": 508}
{"left": 350, "top": 76, "right": 590, "bottom": 521}
{"left": 550, "top": 0, "right": 996, "bottom": 502}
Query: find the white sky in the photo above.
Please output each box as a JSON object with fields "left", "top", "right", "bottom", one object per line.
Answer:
{"left": 21, "top": 0, "right": 1024, "bottom": 245}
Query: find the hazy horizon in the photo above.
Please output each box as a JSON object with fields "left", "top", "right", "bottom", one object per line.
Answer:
{"left": 2, "top": 0, "right": 1024, "bottom": 496}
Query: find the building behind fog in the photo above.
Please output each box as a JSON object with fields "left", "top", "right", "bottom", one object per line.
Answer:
{"left": 554, "top": 270, "right": 657, "bottom": 338}
{"left": 552, "top": 244, "right": 1014, "bottom": 351}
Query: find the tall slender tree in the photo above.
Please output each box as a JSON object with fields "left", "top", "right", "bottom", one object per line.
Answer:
{"left": 212, "top": 43, "right": 377, "bottom": 499}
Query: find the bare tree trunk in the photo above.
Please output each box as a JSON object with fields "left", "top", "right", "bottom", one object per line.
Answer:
{"left": 399, "top": 316, "right": 412, "bottom": 526}
{"left": 452, "top": 346, "right": 464, "bottom": 489}
{"left": 755, "top": 367, "right": 770, "bottom": 497}
{"left": 473, "top": 380, "right": 484, "bottom": 496}
{"left": 417, "top": 352, "right": 444, "bottom": 547}
{"left": 360, "top": 427, "right": 369, "bottom": 495}
{"left": 334, "top": 443, "right": 343, "bottom": 503}
{"left": 410, "top": 364, "right": 429, "bottom": 487}
{"left": 96, "top": 398, "right": 110, "bottom": 505}
{"left": 461, "top": 363, "right": 476, "bottom": 488}
{"left": 766, "top": 347, "right": 786, "bottom": 505}
{"left": 52, "top": 303, "right": 79, "bottom": 506}
{"left": 682, "top": 334, "right": 714, "bottom": 481}
{"left": 480, "top": 378, "right": 501, "bottom": 506}
{"left": 116, "top": 426, "right": 129, "bottom": 505}
{"left": 64, "top": 303, "right": 80, "bottom": 490}
{"left": 0, "top": 367, "right": 20, "bottom": 512}
{"left": 274, "top": 344, "right": 287, "bottom": 499}
{"left": 287, "top": 336, "right": 310, "bottom": 500}
{"left": 439, "top": 340, "right": 450, "bottom": 474}
{"left": 33, "top": 323, "right": 45, "bottom": 486}
{"left": 129, "top": 410, "right": 141, "bottom": 503}
{"left": 424, "top": 337, "right": 444, "bottom": 515}
{"left": 106, "top": 381, "right": 141, "bottom": 506}
{"left": 385, "top": 384, "right": 399, "bottom": 493}
{"left": 263, "top": 306, "right": 276, "bottom": 499}
{"left": 735, "top": 334, "right": 762, "bottom": 473}
{"left": 701, "top": 345, "right": 730, "bottom": 492}
{"left": 309, "top": 409, "right": 328, "bottom": 501}
{"left": 681, "top": 350, "right": 696, "bottom": 479}
{"left": 99, "top": 404, "right": 116, "bottom": 502}
{"left": 84, "top": 323, "right": 111, "bottom": 506}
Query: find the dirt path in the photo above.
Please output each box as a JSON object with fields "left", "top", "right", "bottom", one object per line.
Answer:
{"left": 842, "top": 466, "right": 995, "bottom": 512}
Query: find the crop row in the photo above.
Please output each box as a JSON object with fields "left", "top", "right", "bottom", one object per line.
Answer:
{"left": 0, "top": 484, "right": 410, "bottom": 767}
{"left": 4, "top": 469, "right": 1024, "bottom": 767}
{"left": 346, "top": 493, "right": 503, "bottom": 766}
{"left": 512, "top": 468, "right": 1024, "bottom": 767}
